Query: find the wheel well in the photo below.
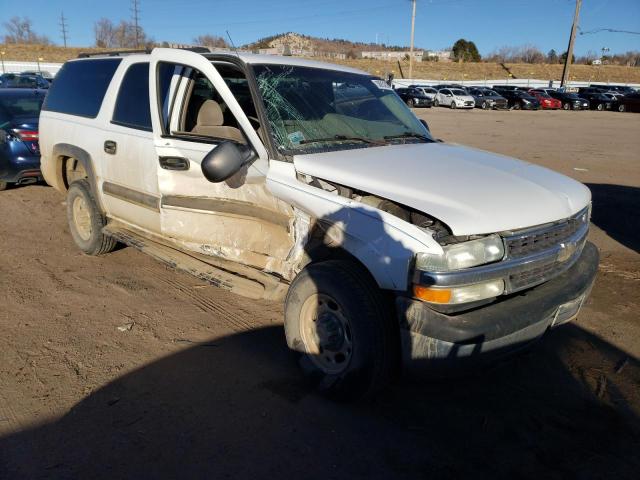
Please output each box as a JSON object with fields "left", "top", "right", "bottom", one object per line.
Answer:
{"left": 61, "top": 156, "right": 88, "bottom": 190}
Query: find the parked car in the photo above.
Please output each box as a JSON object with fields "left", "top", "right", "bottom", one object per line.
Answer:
{"left": 434, "top": 88, "right": 475, "bottom": 109}
{"left": 20, "top": 70, "right": 54, "bottom": 82}
{"left": 394, "top": 87, "right": 433, "bottom": 107}
{"left": 409, "top": 85, "right": 438, "bottom": 101}
{"left": 577, "top": 90, "right": 616, "bottom": 111}
{"left": 545, "top": 90, "right": 589, "bottom": 110}
{"left": 590, "top": 84, "right": 636, "bottom": 96}
{"left": 467, "top": 88, "right": 496, "bottom": 109}
{"left": 0, "top": 89, "right": 46, "bottom": 190}
{"left": 39, "top": 49, "right": 598, "bottom": 399}
{"left": 619, "top": 91, "right": 640, "bottom": 113}
{"left": 601, "top": 93, "right": 626, "bottom": 111}
{"left": 496, "top": 89, "right": 541, "bottom": 110}
{"left": 527, "top": 89, "right": 562, "bottom": 109}
{"left": 491, "top": 85, "right": 528, "bottom": 92}
{"left": 0, "top": 73, "right": 49, "bottom": 89}
{"left": 468, "top": 88, "right": 509, "bottom": 109}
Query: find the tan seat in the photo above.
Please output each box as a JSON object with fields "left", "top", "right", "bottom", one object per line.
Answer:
{"left": 191, "top": 100, "right": 245, "bottom": 143}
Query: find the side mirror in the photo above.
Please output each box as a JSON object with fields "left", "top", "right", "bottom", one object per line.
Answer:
{"left": 201, "top": 141, "right": 255, "bottom": 183}
{"left": 419, "top": 119, "right": 430, "bottom": 132}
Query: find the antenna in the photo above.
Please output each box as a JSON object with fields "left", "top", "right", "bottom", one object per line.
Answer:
{"left": 226, "top": 30, "right": 240, "bottom": 57}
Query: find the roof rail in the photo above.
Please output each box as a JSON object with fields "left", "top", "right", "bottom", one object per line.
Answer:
{"left": 77, "top": 46, "right": 211, "bottom": 59}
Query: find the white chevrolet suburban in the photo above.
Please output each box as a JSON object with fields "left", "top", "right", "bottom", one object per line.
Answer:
{"left": 39, "top": 48, "right": 598, "bottom": 399}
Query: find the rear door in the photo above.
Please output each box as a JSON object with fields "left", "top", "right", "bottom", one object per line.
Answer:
{"left": 148, "top": 49, "right": 294, "bottom": 274}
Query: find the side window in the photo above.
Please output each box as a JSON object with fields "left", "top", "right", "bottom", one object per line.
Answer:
{"left": 112, "top": 62, "right": 152, "bottom": 131}
{"left": 42, "top": 58, "right": 121, "bottom": 117}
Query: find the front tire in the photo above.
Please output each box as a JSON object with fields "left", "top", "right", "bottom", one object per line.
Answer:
{"left": 618, "top": 104, "right": 626, "bottom": 112}
{"left": 450, "top": 100, "right": 457, "bottom": 109}
{"left": 66, "top": 179, "right": 117, "bottom": 256}
{"left": 563, "top": 102, "right": 570, "bottom": 110}
{"left": 513, "top": 102, "right": 521, "bottom": 110}
{"left": 406, "top": 98, "right": 415, "bottom": 108}
{"left": 284, "top": 260, "right": 395, "bottom": 401}
{"left": 596, "top": 103, "right": 604, "bottom": 111}
{"left": 481, "top": 101, "right": 488, "bottom": 110}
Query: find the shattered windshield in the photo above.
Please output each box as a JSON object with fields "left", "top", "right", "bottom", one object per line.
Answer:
{"left": 252, "top": 64, "right": 433, "bottom": 154}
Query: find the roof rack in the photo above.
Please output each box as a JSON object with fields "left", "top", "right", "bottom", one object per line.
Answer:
{"left": 77, "top": 46, "right": 211, "bottom": 59}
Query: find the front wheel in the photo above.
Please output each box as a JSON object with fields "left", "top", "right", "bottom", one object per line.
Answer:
{"left": 406, "top": 98, "right": 415, "bottom": 108}
{"left": 433, "top": 98, "right": 439, "bottom": 107}
{"left": 66, "top": 179, "right": 118, "bottom": 255}
{"left": 284, "top": 260, "right": 396, "bottom": 401}
{"left": 563, "top": 102, "right": 570, "bottom": 110}
{"left": 618, "top": 104, "right": 626, "bottom": 112}
{"left": 450, "top": 101, "right": 457, "bottom": 109}
{"left": 481, "top": 101, "right": 488, "bottom": 110}
{"left": 513, "top": 102, "right": 521, "bottom": 110}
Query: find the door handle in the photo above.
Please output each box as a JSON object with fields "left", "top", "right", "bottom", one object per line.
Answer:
{"left": 159, "top": 156, "right": 190, "bottom": 171}
{"left": 104, "top": 140, "right": 117, "bottom": 155}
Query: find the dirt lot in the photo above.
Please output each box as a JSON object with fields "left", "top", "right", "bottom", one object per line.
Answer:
{"left": 1, "top": 109, "right": 639, "bottom": 479}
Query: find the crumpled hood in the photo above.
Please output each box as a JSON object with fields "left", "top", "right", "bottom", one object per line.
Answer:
{"left": 293, "top": 142, "right": 591, "bottom": 236}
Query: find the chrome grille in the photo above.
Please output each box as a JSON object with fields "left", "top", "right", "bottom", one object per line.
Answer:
{"left": 505, "top": 209, "right": 588, "bottom": 259}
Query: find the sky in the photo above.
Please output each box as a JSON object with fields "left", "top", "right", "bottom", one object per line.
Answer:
{"left": 1, "top": 0, "right": 639, "bottom": 56}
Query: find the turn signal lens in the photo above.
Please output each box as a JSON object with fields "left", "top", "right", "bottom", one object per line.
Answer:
{"left": 413, "top": 279, "right": 505, "bottom": 305}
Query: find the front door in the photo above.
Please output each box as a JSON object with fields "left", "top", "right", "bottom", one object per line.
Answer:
{"left": 148, "top": 49, "right": 294, "bottom": 275}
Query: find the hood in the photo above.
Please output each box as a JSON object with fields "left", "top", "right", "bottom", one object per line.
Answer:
{"left": 455, "top": 95, "right": 475, "bottom": 101}
{"left": 293, "top": 143, "right": 590, "bottom": 236}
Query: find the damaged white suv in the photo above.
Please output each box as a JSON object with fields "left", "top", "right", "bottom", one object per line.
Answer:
{"left": 39, "top": 48, "right": 598, "bottom": 399}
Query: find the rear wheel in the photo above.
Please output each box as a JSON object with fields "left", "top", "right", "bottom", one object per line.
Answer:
{"left": 284, "top": 260, "right": 396, "bottom": 401}
{"left": 563, "top": 102, "right": 570, "bottom": 110}
{"left": 450, "top": 100, "right": 457, "bottom": 109}
{"left": 66, "top": 179, "right": 117, "bottom": 256}
{"left": 481, "top": 101, "right": 488, "bottom": 110}
{"left": 513, "top": 102, "right": 521, "bottom": 110}
{"left": 596, "top": 103, "right": 604, "bottom": 111}
{"left": 433, "top": 98, "right": 439, "bottom": 107}
{"left": 406, "top": 98, "right": 415, "bottom": 108}
{"left": 618, "top": 104, "right": 626, "bottom": 112}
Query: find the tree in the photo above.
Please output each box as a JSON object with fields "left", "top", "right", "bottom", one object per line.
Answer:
{"left": 93, "top": 18, "right": 150, "bottom": 48}
{"left": 3, "top": 16, "right": 51, "bottom": 44}
{"left": 193, "top": 34, "right": 228, "bottom": 49}
{"left": 547, "top": 49, "right": 559, "bottom": 64}
{"left": 452, "top": 39, "right": 481, "bottom": 62}
{"left": 520, "top": 44, "right": 544, "bottom": 64}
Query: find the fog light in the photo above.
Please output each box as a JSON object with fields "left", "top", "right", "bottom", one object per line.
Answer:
{"left": 413, "top": 279, "right": 504, "bottom": 305}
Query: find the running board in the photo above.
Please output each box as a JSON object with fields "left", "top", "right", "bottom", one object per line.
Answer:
{"left": 103, "top": 224, "right": 288, "bottom": 301}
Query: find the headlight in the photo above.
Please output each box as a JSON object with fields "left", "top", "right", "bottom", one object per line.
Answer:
{"left": 522, "top": 99, "right": 531, "bottom": 104}
{"left": 414, "top": 279, "right": 505, "bottom": 305}
{"left": 415, "top": 234, "right": 504, "bottom": 272}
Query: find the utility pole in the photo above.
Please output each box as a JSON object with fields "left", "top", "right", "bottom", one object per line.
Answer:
{"left": 59, "top": 12, "right": 68, "bottom": 48}
{"left": 409, "top": 0, "right": 417, "bottom": 79}
{"left": 131, "top": 0, "right": 141, "bottom": 48}
{"left": 560, "top": 0, "right": 582, "bottom": 88}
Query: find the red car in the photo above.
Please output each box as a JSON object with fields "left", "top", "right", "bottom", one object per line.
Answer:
{"left": 528, "top": 89, "right": 562, "bottom": 109}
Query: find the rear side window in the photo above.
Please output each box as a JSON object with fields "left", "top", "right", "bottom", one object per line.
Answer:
{"left": 42, "top": 59, "right": 121, "bottom": 118}
{"left": 112, "top": 62, "right": 151, "bottom": 131}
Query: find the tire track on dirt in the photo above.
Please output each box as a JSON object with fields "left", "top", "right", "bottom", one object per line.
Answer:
{"left": 139, "top": 264, "right": 255, "bottom": 332}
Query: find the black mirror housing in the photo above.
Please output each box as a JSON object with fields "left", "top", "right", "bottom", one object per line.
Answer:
{"left": 201, "top": 141, "right": 254, "bottom": 183}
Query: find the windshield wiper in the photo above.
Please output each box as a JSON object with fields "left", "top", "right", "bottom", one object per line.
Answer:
{"left": 299, "top": 134, "right": 386, "bottom": 146}
{"left": 384, "top": 132, "right": 433, "bottom": 142}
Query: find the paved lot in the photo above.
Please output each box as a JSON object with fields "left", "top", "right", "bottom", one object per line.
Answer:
{"left": 1, "top": 109, "right": 639, "bottom": 479}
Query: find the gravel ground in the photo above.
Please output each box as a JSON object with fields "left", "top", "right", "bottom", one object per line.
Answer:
{"left": 1, "top": 108, "right": 639, "bottom": 479}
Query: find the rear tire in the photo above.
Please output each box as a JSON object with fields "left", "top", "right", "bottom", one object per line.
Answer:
{"left": 596, "top": 103, "right": 603, "bottom": 111}
{"left": 618, "top": 104, "right": 626, "bottom": 112}
{"left": 481, "top": 101, "right": 488, "bottom": 110}
{"left": 406, "top": 98, "right": 415, "bottom": 108}
{"left": 284, "top": 260, "right": 396, "bottom": 401}
{"left": 513, "top": 103, "right": 521, "bottom": 110}
{"left": 433, "top": 98, "right": 439, "bottom": 107}
{"left": 450, "top": 101, "right": 457, "bottom": 109}
{"left": 563, "top": 102, "right": 570, "bottom": 110}
{"left": 66, "top": 179, "right": 117, "bottom": 256}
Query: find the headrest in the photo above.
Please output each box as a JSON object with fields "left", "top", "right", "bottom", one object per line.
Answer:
{"left": 197, "top": 100, "right": 224, "bottom": 126}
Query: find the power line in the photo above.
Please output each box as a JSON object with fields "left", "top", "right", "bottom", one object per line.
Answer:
{"left": 579, "top": 28, "right": 640, "bottom": 36}
{"left": 131, "top": 0, "right": 141, "bottom": 48}
{"left": 59, "top": 11, "right": 69, "bottom": 48}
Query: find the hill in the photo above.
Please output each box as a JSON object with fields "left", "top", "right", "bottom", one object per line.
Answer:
{"left": 2, "top": 42, "right": 639, "bottom": 84}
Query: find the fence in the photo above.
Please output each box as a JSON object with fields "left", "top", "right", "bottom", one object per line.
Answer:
{"left": 392, "top": 78, "right": 640, "bottom": 89}
{"left": 1, "top": 61, "right": 64, "bottom": 75}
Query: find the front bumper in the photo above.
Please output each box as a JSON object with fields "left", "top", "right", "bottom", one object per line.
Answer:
{"left": 397, "top": 241, "right": 599, "bottom": 372}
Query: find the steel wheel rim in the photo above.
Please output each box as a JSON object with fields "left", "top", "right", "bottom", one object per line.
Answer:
{"left": 72, "top": 196, "right": 92, "bottom": 241}
{"left": 299, "top": 293, "right": 353, "bottom": 375}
